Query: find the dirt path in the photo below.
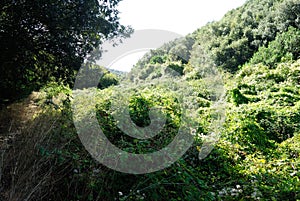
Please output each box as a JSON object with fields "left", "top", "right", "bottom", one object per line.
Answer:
{"left": 0, "top": 92, "right": 41, "bottom": 146}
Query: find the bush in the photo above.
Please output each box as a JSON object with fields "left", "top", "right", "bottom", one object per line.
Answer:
{"left": 98, "top": 73, "right": 119, "bottom": 89}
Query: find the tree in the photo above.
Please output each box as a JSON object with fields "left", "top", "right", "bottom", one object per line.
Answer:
{"left": 0, "top": 0, "right": 129, "bottom": 100}
{"left": 250, "top": 27, "right": 300, "bottom": 67}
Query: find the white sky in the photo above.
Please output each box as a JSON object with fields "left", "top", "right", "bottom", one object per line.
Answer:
{"left": 107, "top": 0, "right": 247, "bottom": 72}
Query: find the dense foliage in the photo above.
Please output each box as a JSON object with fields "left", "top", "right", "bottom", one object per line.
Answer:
{"left": 1, "top": 0, "right": 300, "bottom": 200}
{"left": 0, "top": 0, "right": 128, "bottom": 100}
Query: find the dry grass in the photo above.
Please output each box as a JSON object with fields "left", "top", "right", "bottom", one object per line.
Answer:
{"left": 0, "top": 92, "right": 66, "bottom": 201}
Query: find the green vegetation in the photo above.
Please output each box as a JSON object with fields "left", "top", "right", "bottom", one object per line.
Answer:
{"left": 0, "top": 0, "right": 130, "bottom": 101}
{"left": 1, "top": 0, "right": 299, "bottom": 200}
{"left": 250, "top": 27, "right": 300, "bottom": 67}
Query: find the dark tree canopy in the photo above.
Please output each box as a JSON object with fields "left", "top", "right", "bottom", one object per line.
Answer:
{"left": 0, "top": 0, "right": 128, "bottom": 100}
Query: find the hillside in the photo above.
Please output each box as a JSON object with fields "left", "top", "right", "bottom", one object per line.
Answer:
{"left": 1, "top": 0, "right": 300, "bottom": 200}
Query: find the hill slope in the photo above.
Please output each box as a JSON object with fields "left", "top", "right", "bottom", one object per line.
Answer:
{"left": 1, "top": 0, "right": 300, "bottom": 200}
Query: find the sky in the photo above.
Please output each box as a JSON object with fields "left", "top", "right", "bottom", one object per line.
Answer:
{"left": 105, "top": 0, "right": 247, "bottom": 72}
